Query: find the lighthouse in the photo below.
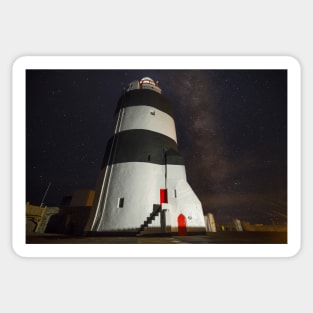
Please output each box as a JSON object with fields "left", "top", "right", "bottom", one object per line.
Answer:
{"left": 85, "top": 77, "right": 206, "bottom": 235}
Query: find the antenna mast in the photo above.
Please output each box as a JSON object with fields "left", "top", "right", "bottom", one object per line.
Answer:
{"left": 40, "top": 181, "right": 52, "bottom": 207}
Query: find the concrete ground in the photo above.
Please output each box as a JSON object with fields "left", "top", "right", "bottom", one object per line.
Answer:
{"left": 26, "top": 231, "right": 287, "bottom": 244}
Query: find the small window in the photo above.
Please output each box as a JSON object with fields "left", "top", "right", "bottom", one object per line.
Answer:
{"left": 173, "top": 189, "right": 177, "bottom": 198}
{"left": 117, "top": 197, "right": 124, "bottom": 208}
{"left": 148, "top": 154, "right": 151, "bottom": 161}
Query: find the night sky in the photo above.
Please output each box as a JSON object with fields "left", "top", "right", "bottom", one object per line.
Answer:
{"left": 26, "top": 69, "right": 287, "bottom": 225}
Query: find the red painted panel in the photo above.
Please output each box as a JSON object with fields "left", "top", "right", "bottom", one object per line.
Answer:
{"left": 178, "top": 214, "right": 187, "bottom": 236}
{"left": 160, "top": 189, "right": 168, "bottom": 204}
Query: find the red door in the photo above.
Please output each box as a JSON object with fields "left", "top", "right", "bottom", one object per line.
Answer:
{"left": 160, "top": 189, "right": 168, "bottom": 204}
{"left": 177, "top": 214, "right": 187, "bottom": 236}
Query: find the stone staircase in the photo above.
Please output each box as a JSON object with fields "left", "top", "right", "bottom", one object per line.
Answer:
{"left": 136, "top": 205, "right": 162, "bottom": 236}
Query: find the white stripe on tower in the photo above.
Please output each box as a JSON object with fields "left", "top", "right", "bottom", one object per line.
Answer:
{"left": 118, "top": 105, "right": 177, "bottom": 143}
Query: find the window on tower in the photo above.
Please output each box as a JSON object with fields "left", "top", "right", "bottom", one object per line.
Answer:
{"left": 117, "top": 197, "right": 124, "bottom": 208}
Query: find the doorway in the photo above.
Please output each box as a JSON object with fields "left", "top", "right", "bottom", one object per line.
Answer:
{"left": 177, "top": 213, "right": 187, "bottom": 236}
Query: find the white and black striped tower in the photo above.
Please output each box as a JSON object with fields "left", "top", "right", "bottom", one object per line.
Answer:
{"left": 85, "top": 77, "right": 206, "bottom": 235}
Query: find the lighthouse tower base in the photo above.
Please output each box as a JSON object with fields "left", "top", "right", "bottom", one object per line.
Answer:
{"left": 137, "top": 179, "right": 207, "bottom": 236}
{"left": 137, "top": 205, "right": 207, "bottom": 236}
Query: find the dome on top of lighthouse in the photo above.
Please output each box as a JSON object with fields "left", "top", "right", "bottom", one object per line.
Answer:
{"left": 140, "top": 77, "right": 155, "bottom": 84}
{"left": 139, "top": 77, "right": 161, "bottom": 93}
{"left": 126, "top": 77, "right": 161, "bottom": 94}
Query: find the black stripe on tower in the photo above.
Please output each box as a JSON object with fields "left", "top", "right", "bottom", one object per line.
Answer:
{"left": 101, "top": 129, "right": 184, "bottom": 168}
{"left": 115, "top": 89, "right": 174, "bottom": 117}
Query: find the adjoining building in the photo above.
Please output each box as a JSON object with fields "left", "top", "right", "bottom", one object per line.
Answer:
{"left": 26, "top": 189, "right": 94, "bottom": 235}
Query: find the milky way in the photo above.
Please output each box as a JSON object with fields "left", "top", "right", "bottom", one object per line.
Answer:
{"left": 26, "top": 69, "right": 287, "bottom": 224}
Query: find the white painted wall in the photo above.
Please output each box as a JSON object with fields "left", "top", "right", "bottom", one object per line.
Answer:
{"left": 119, "top": 105, "right": 177, "bottom": 142}
{"left": 86, "top": 159, "right": 206, "bottom": 233}
{"left": 207, "top": 213, "right": 217, "bottom": 232}
{"left": 95, "top": 162, "right": 166, "bottom": 231}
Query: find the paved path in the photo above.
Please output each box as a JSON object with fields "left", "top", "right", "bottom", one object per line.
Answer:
{"left": 26, "top": 231, "right": 287, "bottom": 244}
